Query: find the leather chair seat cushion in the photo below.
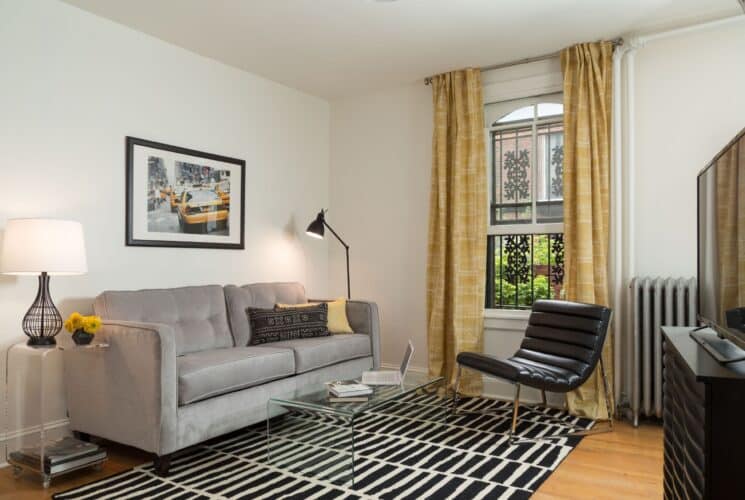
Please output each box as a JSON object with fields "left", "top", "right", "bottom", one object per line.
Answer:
{"left": 270, "top": 334, "right": 372, "bottom": 373}
{"left": 456, "top": 351, "right": 581, "bottom": 392}
{"left": 177, "top": 346, "right": 295, "bottom": 405}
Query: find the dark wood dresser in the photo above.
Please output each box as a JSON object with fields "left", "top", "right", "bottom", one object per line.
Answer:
{"left": 662, "top": 327, "right": 745, "bottom": 499}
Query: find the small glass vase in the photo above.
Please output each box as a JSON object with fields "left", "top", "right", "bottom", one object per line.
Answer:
{"left": 72, "top": 330, "right": 94, "bottom": 346}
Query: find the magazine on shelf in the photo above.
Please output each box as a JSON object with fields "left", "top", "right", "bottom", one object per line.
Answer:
{"left": 9, "top": 437, "right": 106, "bottom": 474}
{"left": 10, "top": 450, "right": 107, "bottom": 475}
{"left": 327, "top": 380, "right": 373, "bottom": 398}
{"left": 17, "top": 437, "right": 101, "bottom": 465}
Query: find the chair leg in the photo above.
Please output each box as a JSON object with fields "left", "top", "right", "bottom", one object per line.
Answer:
{"left": 510, "top": 384, "right": 521, "bottom": 438}
{"left": 599, "top": 357, "right": 614, "bottom": 430}
{"left": 522, "top": 360, "right": 614, "bottom": 441}
{"left": 453, "top": 361, "right": 613, "bottom": 444}
{"left": 451, "top": 364, "right": 462, "bottom": 413}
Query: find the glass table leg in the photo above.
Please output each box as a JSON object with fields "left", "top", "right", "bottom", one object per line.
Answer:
{"left": 266, "top": 400, "right": 273, "bottom": 467}
{"left": 350, "top": 414, "right": 356, "bottom": 487}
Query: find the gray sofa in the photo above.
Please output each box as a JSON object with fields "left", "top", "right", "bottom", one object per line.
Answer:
{"left": 63, "top": 282, "right": 380, "bottom": 475}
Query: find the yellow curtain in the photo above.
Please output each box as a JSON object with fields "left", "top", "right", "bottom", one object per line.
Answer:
{"left": 427, "top": 68, "right": 487, "bottom": 396}
{"left": 716, "top": 135, "right": 745, "bottom": 324}
{"left": 561, "top": 42, "right": 614, "bottom": 420}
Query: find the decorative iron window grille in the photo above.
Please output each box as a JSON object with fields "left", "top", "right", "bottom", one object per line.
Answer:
{"left": 490, "top": 123, "right": 564, "bottom": 225}
{"left": 485, "top": 233, "right": 565, "bottom": 309}
{"left": 486, "top": 101, "right": 565, "bottom": 310}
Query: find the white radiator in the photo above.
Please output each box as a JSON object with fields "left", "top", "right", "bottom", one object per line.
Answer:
{"left": 629, "top": 277, "right": 697, "bottom": 427}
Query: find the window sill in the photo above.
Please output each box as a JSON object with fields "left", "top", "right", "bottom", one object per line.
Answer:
{"left": 483, "top": 309, "right": 531, "bottom": 320}
{"left": 484, "top": 308, "right": 530, "bottom": 333}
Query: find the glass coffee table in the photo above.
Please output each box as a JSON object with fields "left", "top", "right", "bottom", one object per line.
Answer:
{"left": 266, "top": 373, "right": 445, "bottom": 486}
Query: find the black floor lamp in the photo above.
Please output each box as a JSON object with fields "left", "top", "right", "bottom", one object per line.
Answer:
{"left": 305, "top": 209, "right": 350, "bottom": 299}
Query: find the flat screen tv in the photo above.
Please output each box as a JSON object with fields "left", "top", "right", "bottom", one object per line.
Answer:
{"left": 697, "top": 126, "right": 745, "bottom": 341}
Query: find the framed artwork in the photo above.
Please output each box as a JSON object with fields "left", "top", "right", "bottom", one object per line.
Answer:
{"left": 125, "top": 136, "right": 245, "bottom": 249}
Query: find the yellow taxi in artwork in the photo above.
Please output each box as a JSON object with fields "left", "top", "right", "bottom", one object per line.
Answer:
{"left": 215, "top": 181, "right": 230, "bottom": 207}
{"left": 170, "top": 186, "right": 186, "bottom": 213}
{"left": 177, "top": 189, "right": 229, "bottom": 233}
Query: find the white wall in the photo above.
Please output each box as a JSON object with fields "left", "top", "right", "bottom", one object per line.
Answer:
{"left": 0, "top": 0, "right": 330, "bottom": 451}
{"left": 329, "top": 83, "right": 432, "bottom": 370}
{"left": 633, "top": 20, "right": 745, "bottom": 277}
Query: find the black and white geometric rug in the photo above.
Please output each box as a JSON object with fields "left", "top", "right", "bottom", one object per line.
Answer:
{"left": 54, "top": 393, "right": 592, "bottom": 500}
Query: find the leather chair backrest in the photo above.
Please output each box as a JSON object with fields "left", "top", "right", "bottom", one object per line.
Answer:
{"left": 517, "top": 299, "right": 612, "bottom": 389}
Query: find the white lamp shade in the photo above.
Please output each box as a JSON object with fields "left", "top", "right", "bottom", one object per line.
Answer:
{"left": 1, "top": 219, "right": 88, "bottom": 275}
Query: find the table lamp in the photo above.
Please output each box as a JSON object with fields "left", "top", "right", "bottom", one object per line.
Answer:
{"left": 306, "top": 209, "right": 350, "bottom": 299}
{"left": 0, "top": 219, "right": 87, "bottom": 347}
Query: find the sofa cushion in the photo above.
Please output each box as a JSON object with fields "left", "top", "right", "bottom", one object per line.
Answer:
{"left": 224, "top": 282, "right": 307, "bottom": 346}
{"left": 177, "top": 346, "right": 295, "bottom": 405}
{"left": 270, "top": 334, "right": 372, "bottom": 373}
{"left": 247, "top": 303, "right": 329, "bottom": 345}
{"left": 94, "top": 285, "right": 232, "bottom": 355}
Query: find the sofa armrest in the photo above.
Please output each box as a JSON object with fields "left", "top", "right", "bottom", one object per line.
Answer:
{"left": 346, "top": 300, "right": 382, "bottom": 369}
{"left": 63, "top": 320, "right": 178, "bottom": 455}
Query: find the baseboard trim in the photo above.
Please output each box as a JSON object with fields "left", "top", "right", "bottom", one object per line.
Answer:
{"left": 0, "top": 418, "right": 71, "bottom": 468}
{"left": 1, "top": 417, "right": 71, "bottom": 442}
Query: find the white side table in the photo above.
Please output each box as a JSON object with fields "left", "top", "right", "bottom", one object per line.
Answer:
{"left": 4, "top": 341, "right": 109, "bottom": 488}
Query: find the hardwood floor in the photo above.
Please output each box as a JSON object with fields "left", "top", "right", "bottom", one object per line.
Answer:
{"left": 0, "top": 443, "right": 149, "bottom": 500}
{"left": 534, "top": 421, "right": 664, "bottom": 499}
{"left": 0, "top": 421, "right": 662, "bottom": 499}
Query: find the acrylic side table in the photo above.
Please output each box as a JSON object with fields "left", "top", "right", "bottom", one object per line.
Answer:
{"left": 4, "top": 341, "right": 109, "bottom": 488}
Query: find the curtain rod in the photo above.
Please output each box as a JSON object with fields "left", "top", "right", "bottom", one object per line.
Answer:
{"left": 424, "top": 38, "right": 623, "bottom": 85}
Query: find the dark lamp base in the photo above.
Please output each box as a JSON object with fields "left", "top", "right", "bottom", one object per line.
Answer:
{"left": 27, "top": 336, "right": 57, "bottom": 348}
{"left": 22, "top": 272, "right": 62, "bottom": 348}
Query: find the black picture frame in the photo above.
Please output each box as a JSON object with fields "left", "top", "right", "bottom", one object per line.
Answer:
{"left": 125, "top": 136, "right": 246, "bottom": 250}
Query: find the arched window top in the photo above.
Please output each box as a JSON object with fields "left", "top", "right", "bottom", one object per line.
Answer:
{"left": 493, "top": 102, "right": 563, "bottom": 126}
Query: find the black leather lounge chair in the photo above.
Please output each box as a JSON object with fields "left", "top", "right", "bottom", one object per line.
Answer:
{"left": 453, "top": 299, "right": 613, "bottom": 441}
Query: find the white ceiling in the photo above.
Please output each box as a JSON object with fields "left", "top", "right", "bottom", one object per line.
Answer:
{"left": 61, "top": 0, "right": 740, "bottom": 99}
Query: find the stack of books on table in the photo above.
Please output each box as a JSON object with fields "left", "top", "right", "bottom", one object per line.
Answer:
{"left": 327, "top": 380, "right": 373, "bottom": 403}
{"left": 9, "top": 437, "right": 106, "bottom": 475}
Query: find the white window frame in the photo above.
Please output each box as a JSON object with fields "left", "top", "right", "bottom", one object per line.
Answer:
{"left": 482, "top": 58, "right": 564, "bottom": 315}
{"left": 486, "top": 102, "right": 564, "bottom": 237}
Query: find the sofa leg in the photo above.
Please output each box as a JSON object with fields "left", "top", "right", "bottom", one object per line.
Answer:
{"left": 73, "top": 431, "right": 91, "bottom": 442}
{"left": 153, "top": 454, "right": 172, "bottom": 477}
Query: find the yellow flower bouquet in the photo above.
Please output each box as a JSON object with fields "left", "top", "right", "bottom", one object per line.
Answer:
{"left": 64, "top": 312, "right": 102, "bottom": 345}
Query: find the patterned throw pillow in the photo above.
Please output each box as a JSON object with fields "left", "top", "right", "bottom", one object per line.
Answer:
{"left": 275, "top": 298, "right": 353, "bottom": 334}
{"left": 246, "top": 303, "right": 329, "bottom": 345}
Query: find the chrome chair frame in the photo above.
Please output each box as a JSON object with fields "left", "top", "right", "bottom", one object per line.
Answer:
{"left": 451, "top": 357, "right": 614, "bottom": 443}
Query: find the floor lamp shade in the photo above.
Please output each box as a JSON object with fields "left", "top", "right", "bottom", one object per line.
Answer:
{"left": 1, "top": 219, "right": 87, "bottom": 346}
{"left": 305, "top": 212, "right": 325, "bottom": 239}
{"left": 305, "top": 209, "right": 351, "bottom": 299}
